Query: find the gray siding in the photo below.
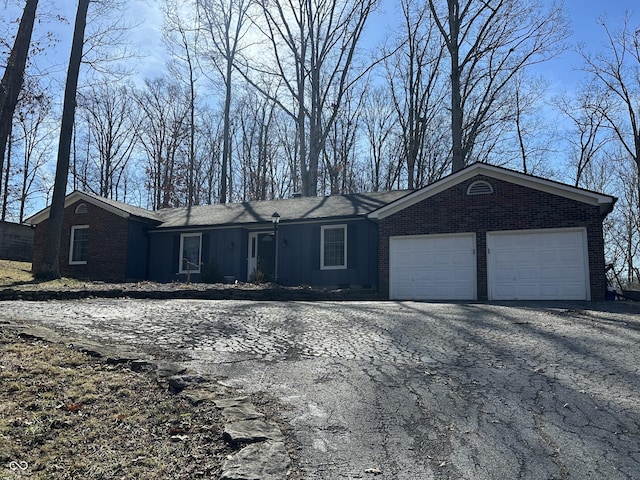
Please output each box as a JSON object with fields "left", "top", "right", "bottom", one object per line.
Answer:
{"left": 0, "top": 221, "right": 34, "bottom": 262}
{"left": 276, "top": 219, "right": 378, "bottom": 288}
{"left": 148, "top": 228, "right": 245, "bottom": 283}
{"left": 126, "top": 220, "right": 152, "bottom": 281}
{"left": 146, "top": 219, "right": 379, "bottom": 288}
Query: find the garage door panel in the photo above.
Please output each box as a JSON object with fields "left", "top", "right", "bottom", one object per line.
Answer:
{"left": 390, "top": 234, "right": 476, "bottom": 300}
{"left": 488, "top": 229, "right": 589, "bottom": 301}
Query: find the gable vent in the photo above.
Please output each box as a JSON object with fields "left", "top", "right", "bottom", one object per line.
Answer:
{"left": 75, "top": 203, "right": 88, "bottom": 214}
{"left": 467, "top": 180, "right": 493, "bottom": 196}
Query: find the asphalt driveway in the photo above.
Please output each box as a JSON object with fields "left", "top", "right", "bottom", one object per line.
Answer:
{"left": 1, "top": 300, "right": 638, "bottom": 479}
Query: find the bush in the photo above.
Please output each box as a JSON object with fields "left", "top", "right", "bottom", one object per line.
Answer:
{"left": 200, "top": 260, "right": 223, "bottom": 284}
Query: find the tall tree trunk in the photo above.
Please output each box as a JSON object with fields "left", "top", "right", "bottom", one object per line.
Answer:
{"left": 36, "top": 0, "right": 89, "bottom": 280}
{"left": 447, "top": 0, "right": 464, "bottom": 173}
{"left": 220, "top": 70, "right": 232, "bottom": 204}
{"left": 0, "top": 0, "right": 39, "bottom": 197}
{"left": 1, "top": 126, "right": 11, "bottom": 221}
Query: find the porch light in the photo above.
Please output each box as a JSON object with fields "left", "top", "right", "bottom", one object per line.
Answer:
{"left": 271, "top": 212, "right": 280, "bottom": 225}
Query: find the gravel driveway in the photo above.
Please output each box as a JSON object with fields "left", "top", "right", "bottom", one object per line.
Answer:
{"left": 2, "top": 300, "right": 638, "bottom": 479}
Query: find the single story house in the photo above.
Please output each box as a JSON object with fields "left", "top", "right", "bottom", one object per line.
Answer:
{"left": 26, "top": 163, "right": 616, "bottom": 301}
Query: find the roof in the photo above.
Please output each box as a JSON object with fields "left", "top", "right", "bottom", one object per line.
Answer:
{"left": 155, "top": 190, "right": 411, "bottom": 229}
{"left": 368, "top": 163, "right": 617, "bottom": 220}
{"left": 25, "top": 191, "right": 162, "bottom": 225}
{"left": 25, "top": 189, "right": 411, "bottom": 228}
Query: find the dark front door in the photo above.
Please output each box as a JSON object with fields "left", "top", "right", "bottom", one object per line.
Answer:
{"left": 248, "top": 231, "right": 276, "bottom": 282}
{"left": 257, "top": 233, "right": 276, "bottom": 281}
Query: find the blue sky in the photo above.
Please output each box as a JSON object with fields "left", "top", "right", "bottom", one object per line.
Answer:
{"left": 546, "top": 0, "right": 637, "bottom": 89}
{"left": 2, "top": 0, "right": 637, "bottom": 94}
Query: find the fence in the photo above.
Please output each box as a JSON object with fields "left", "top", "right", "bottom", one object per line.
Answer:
{"left": 0, "top": 221, "right": 34, "bottom": 262}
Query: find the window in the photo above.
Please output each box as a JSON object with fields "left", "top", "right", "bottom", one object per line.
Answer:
{"left": 321, "top": 225, "right": 347, "bottom": 270}
{"left": 180, "top": 233, "right": 202, "bottom": 273}
{"left": 69, "top": 225, "right": 89, "bottom": 265}
{"left": 467, "top": 180, "right": 493, "bottom": 195}
{"left": 75, "top": 203, "right": 88, "bottom": 214}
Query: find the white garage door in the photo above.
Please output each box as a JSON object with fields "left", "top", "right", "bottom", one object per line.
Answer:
{"left": 389, "top": 234, "right": 476, "bottom": 300}
{"left": 487, "top": 229, "right": 589, "bottom": 300}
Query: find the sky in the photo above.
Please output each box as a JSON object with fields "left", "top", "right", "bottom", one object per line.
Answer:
{"left": 2, "top": 0, "right": 636, "bottom": 86}
{"left": 1, "top": 0, "right": 637, "bottom": 99}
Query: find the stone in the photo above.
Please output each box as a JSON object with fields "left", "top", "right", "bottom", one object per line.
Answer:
{"left": 220, "top": 440, "right": 290, "bottom": 480}
{"left": 155, "top": 362, "right": 187, "bottom": 380}
{"left": 214, "top": 396, "right": 251, "bottom": 408}
{"left": 221, "top": 404, "right": 265, "bottom": 422}
{"left": 168, "top": 374, "right": 207, "bottom": 393}
{"left": 224, "top": 419, "right": 284, "bottom": 444}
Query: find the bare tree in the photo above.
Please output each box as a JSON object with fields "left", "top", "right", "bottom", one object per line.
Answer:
{"left": 0, "top": 0, "right": 39, "bottom": 201}
{"left": 36, "top": 0, "right": 90, "bottom": 280}
{"left": 243, "top": 0, "right": 379, "bottom": 196}
{"left": 579, "top": 14, "right": 640, "bottom": 286}
{"left": 427, "top": 0, "right": 568, "bottom": 172}
{"left": 361, "top": 86, "right": 396, "bottom": 192}
{"left": 322, "top": 87, "right": 362, "bottom": 195}
{"left": 164, "top": 0, "right": 201, "bottom": 206}
{"left": 580, "top": 15, "right": 640, "bottom": 196}
{"left": 556, "top": 83, "right": 611, "bottom": 187}
{"left": 11, "top": 79, "right": 54, "bottom": 222}
{"left": 198, "top": 0, "right": 252, "bottom": 204}
{"left": 193, "top": 105, "right": 222, "bottom": 205}
{"left": 76, "top": 82, "right": 138, "bottom": 199}
{"left": 385, "top": 0, "right": 447, "bottom": 188}
{"left": 80, "top": 0, "right": 139, "bottom": 80}
{"left": 505, "top": 73, "right": 555, "bottom": 176}
{"left": 134, "top": 77, "right": 190, "bottom": 210}
{"left": 235, "top": 90, "right": 283, "bottom": 201}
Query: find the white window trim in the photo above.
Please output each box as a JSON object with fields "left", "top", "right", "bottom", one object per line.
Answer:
{"left": 179, "top": 233, "right": 202, "bottom": 274}
{"left": 69, "top": 225, "right": 89, "bottom": 265}
{"left": 321, "top": 224, "right": 347, "bottom": 270}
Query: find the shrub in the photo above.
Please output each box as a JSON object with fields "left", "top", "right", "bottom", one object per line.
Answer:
{"left": 200, "top": 260, "right": 223, "bottom": 284}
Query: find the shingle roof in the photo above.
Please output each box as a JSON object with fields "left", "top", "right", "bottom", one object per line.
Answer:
{"left": 79, "top": 191, "right": 163, "bottom": 222}
{"left": 155, "top": 190, "right": 412, "bottom": 229}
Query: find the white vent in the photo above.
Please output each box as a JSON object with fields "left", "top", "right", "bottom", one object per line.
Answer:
{"left": 467, "top": 181, "right": 493, "bottom": 196}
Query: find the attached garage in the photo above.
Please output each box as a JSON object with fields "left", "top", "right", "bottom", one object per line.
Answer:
{"left": 389, "top": 233, "right": 476, "bottom": 300}
{"left": 487, "top": 229, "right": 589, "bottom": 300}
{"left": 371, "top": 163, "right": 616, "bottom": 301}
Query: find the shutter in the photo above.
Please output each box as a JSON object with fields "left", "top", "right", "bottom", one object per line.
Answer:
{"left": 172, "top": 235, "right": 180, "bottom": 273}
{"left": 311, "top": 226, "right": 321, "bottom": 270}
{"left": 347, "top": 224, "right": 357, "bottom": 269}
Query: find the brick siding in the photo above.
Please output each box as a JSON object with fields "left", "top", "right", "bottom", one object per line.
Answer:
{"left": 32, "top": 200, "right": 130, "bottom": 282}
{"left": 378, "top": 175, "right": 607, "bottom": 300}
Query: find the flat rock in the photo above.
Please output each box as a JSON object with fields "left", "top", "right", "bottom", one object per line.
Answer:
{"left": 221, "top": 404, "right": 265, "bottom": 422}
{"left": 214, "top": 396, "right": 251, "bottom": 408}
{"left": 224, "top": 419, "right": 284, "bottom": 443}
{"left": 220, "top": 440, "right": 290, "bottom": 480}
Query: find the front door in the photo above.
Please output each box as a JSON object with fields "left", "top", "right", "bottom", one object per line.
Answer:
{"left": 247, "top": 231, "right": 276, "bottom": 282}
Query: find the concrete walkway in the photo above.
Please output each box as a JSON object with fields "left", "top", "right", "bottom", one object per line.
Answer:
{"left": 1, "top": 300, "right": 639, "bottom": 479}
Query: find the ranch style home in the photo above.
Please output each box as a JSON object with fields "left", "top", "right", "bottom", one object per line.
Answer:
{"left": 26, "top": 163, "right": 616, "bottom": 301}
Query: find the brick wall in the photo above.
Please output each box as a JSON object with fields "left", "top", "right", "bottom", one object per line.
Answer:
{"left": 378, "top": 175, "right": 607, "bottom": 300}
{"left": 32, "top": 200, "right": 130, "bottom": 282}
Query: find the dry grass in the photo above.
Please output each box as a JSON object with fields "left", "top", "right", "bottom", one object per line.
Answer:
{"left": 0, "top": 328, "right": 232, "bottom": 479}
{"left": 0, "top": 260, "right": 87, "bottom": 289}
